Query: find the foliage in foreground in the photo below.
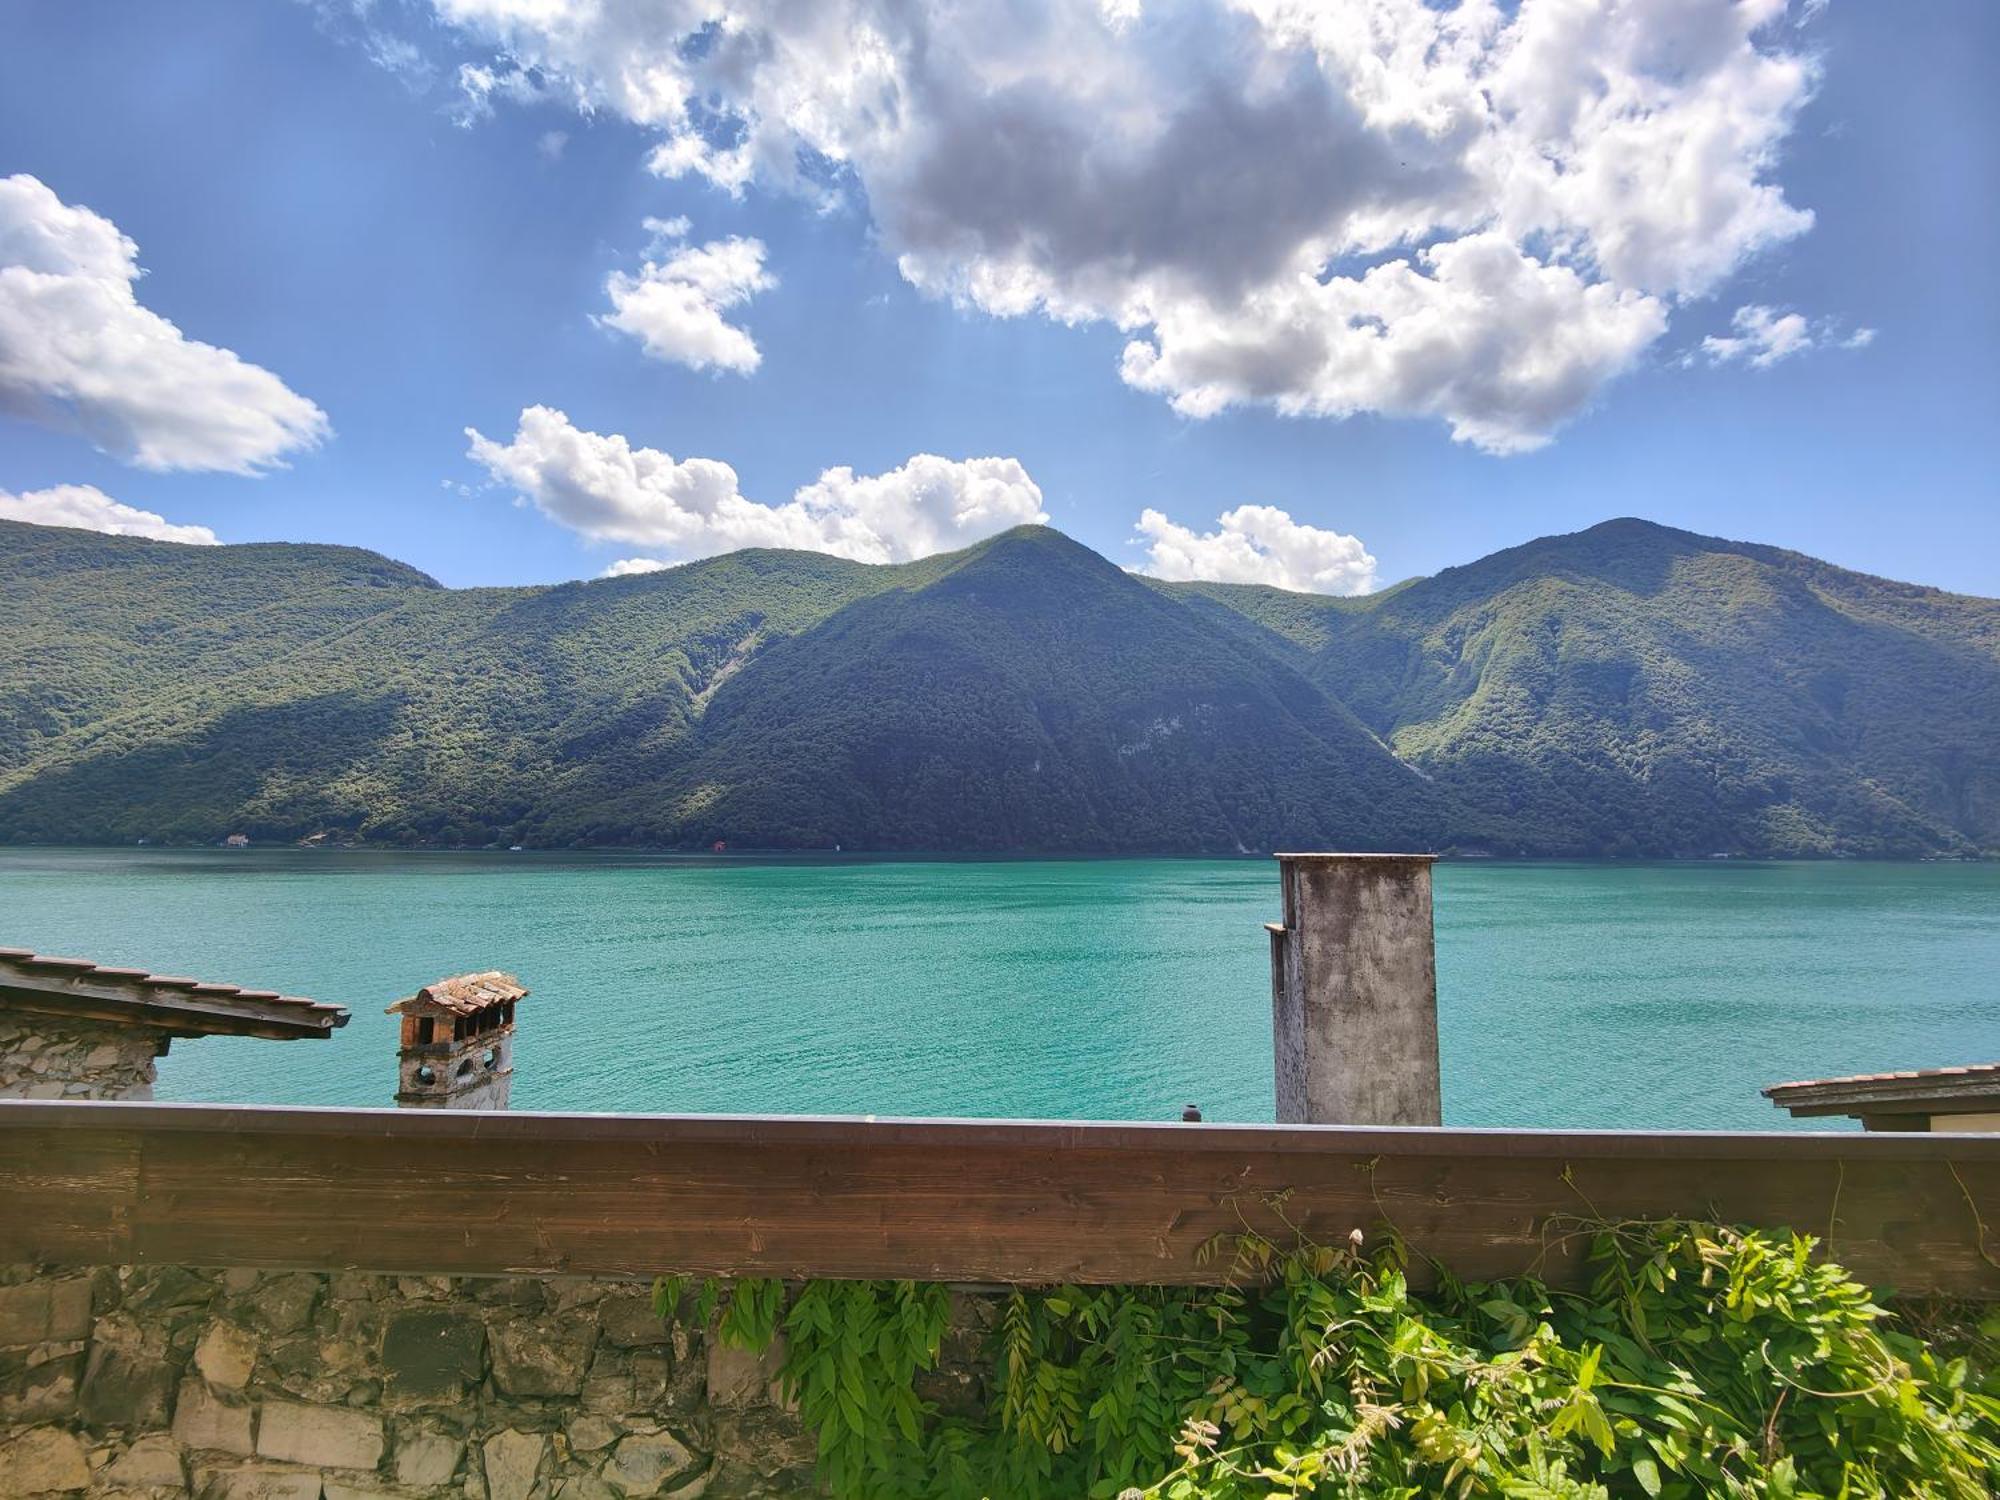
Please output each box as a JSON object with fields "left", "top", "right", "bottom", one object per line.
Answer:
{"left": 658, "top": 1221, "right": 2000, "bottom": 1500}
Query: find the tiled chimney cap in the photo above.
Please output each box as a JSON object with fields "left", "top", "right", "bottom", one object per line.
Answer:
{"left": 386, "top": 971, "right": 528, "bottom": 1019}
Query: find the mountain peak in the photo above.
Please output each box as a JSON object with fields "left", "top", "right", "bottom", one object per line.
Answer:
{"left": 926, "top": 523, "right": 1129, "bottom": 592}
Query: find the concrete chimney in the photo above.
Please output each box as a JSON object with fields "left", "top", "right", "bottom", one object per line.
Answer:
{"left": 387, "top": 972, "right": 526, "bottom": 1110}
{"left": 1268, "top": 853, "right": 1441, "bottom": 1126}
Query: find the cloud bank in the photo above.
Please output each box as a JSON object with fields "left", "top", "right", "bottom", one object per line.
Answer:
{"left": 466, "top": 405, "right": 1046, "bottom": 567}
{"left": 0, "top": 483, "right": 218, "bottom": 544}
{"left": 421, "top": 0, "right": 1824, "bottom": 451}
{"left": 0, "top": 174, "right": 328, "bottom": 472}
{"left": 1135, "top": 505, "right": 1376, "bottom": 594}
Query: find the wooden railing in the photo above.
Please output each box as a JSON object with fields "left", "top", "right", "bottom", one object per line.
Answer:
{"left": 4, "top": 1100, "right": 1997, "bottom": 1296}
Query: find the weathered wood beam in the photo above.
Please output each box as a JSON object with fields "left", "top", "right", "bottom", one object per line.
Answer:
{"left": 0, "top": 979, "right": 344, "bottom": 1041}
{"left": 2, "top": 1101, "right": 1995, "bottom": 1296}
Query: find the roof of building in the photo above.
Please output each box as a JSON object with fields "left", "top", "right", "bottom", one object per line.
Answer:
{"left": 0, "top": 947, "right": 349, "bottom": 1041}
{"left": 386, "top": 971, "right": 527, "bottom": 1018}
{"left": 1763, "top": 1061, "right": 2000, "bottom": 1118}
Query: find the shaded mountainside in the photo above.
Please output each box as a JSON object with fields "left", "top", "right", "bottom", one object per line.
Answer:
{"left": 2, "top": 516, "right": 1994, "bottom": 856}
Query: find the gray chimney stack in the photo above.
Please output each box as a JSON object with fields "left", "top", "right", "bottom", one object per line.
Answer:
{"left": 1268, "top": 853, "right": 1442, "bottom": 1126}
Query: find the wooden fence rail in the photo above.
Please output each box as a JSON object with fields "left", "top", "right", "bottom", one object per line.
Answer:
{"left": 3, "top": 1100, "right": 1997, "bottom": 1296}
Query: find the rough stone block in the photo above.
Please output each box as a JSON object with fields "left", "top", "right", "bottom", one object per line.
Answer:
{"left": 0, "top": 1281, "right": 92, "bottom": 1346}
{"left": 194, "top": 1320, "right": 260, "bottom": 1390}
{"left": 706, "top": 1409, "right": 815, "bottom": 1495}
{"left": 472, "top": 1277, "right": 548, "bottom": 1311}
{"left": 630, "top": 1350, "right": 673, "bottom": 1407}
{"left": 125, "top": 1267, "right": 219, "bottom": 1319}
{"left": 328, "top": 1272, "right": 386, "bottom": 1303}
{"left": 603, "top": 1431, "right": 696, "bottom": 1497}
{"left": 77, "top": 1342, "right": 175, "bottom": 1429}
{"left": 597, "top": 1296, "right": 672, "bottom": 1349}
{"left": 381, "top": 1306, "right": 486, "bottom": 1399}
{"left": 705, "top": 1333, "right": 785, "bottom": 1410}
{"left": 171, "top": 1379, "right": 256, "bottom": 1456}
{"left": 490, "top": 1317, "right": 597, "bottom": 1398}
{"left": 244, "top": 1275, "right": 322, "bottom": 1336}
{"left": 0, "top": 1347, "right": 83, "bottom": 1423}
{"left": 579, "top": 1346, "right": 632, "bottom": 1415}
{"left": 0, "top": 1426, "right": 92, "bottom": 1495}
{"left": 566, "top": 1414, "right": 619, "bottom": 1453}
{"left": 481, "top": 1428, "right": 546, "bottom": 1500}
{"left": 191, "top": 1464, "right": 324, "bottom": 1500}
{"left": 392, "top": 1427, "right": 463, "bottom": 1488}
{"left": 103, "top": 1434, "right": 187, "bottom": 1488}
{"left": 254, "top": 1399, "right": 385, "bottom": 1470}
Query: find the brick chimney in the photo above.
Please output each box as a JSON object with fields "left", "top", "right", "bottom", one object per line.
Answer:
{"left": 387, "top": 972, "right": 526, "bottom": 1110}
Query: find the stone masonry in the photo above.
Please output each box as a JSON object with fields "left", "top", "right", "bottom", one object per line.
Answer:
{"left": 0, "top": 1018, "right": 161, "bottom": 1101}
{"left": 0, "top": 1264, "right": 994, "bottom": 1499}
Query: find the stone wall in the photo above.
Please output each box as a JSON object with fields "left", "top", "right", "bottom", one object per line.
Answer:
{"left": 0, "top": 1019, "right": 161, "bottom": 1101}
{"left": 0, "top": 1261, "right": 972, "bottom": 1499}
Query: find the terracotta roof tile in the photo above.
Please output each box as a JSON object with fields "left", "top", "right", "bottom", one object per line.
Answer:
{"left": 1765, "top": 1061, "right": 2000, "bottom": 1095}
{"left": 387, "top": 970, "right": 528, "bottom": 1018}
{"left": 1764, "top": 1060, "right": 2000, "bottom": 1119}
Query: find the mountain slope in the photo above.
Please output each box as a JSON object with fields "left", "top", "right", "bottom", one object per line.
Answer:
{"left": 649, "top": 528, "right": 1440, "bottom": 850}
{"left": 0, "top": 521, "right": 1438, "bottom": 850}
{"left": 1174, "top": 519, "right": 2000, "bottom": 856}
{"left": 2, "top": 515, "right": 1995, "bottom": 856}
{"left": 0, "top": 524, "right": 916, "bottom": 844}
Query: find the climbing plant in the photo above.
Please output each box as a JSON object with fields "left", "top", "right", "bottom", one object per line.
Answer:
{"left": 655, "top": 1220, "right": 1999, "bottom": 1499}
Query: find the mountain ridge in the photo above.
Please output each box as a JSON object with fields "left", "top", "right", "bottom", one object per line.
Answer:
{"left": 2, "top": 515, "right": 1993, "bottom": 857}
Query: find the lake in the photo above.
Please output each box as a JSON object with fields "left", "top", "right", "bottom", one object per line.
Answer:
{"left": 2, "top": 849, "right": 1995, "bottom": 1130}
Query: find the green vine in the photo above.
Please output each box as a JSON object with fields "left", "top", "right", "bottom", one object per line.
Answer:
{"left": 655, "top": 1221, "right": 1999, "bottom": 1499}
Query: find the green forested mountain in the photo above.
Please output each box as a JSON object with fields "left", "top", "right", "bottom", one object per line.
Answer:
{"left": 1162, "top": 519, "right": 2000, "bottom": 856}
{"left": 2, "top": 516, "right": 1994, "bottom": 856}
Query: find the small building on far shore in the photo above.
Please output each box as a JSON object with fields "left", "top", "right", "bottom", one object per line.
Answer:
{"left": 1764, "top": 1062, "right": 2000, "bottom": 1132}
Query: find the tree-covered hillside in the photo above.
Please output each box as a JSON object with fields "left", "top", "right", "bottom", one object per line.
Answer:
{"left": 1164, "top": 519, "right": 2000, "bottom": 856}
{"left": 2, "top": 516, "right": 1994, "bottom": 856}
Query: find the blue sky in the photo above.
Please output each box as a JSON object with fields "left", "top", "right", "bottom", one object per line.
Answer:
{"left": 1, "top": 0, "right": 1994, "bottom": 595}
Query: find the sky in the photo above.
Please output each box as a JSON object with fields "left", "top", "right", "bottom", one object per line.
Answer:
{"left": 1, "top": 0, "right": 1995, "bottom": 596}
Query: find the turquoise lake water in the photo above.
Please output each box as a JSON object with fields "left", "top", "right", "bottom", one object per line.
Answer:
{"left": 2, "top": 850, "right": 1995, "bottom": 1130}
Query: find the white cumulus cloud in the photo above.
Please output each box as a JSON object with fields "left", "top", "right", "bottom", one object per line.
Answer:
{"left": 0, "top": 483, "right": 218, "bottom": 544}
{"left": 1134, "top": 505, "right": 1375, "bottom": 594}
{"left": 600, "top": 231, "right": 773, "bottom": 374}
{"left": 465, "top": 405, "right": 1046, "bottom": 565}
{"left": 602, "top": 556, "right": 677, "bottom": 577}
{"left": 0, "top": 174, "right": 328, "bottom": 473}
{"left": 416, "top": 0, "right": 1823, "bottom": 452}
{"left": 1120, "top": 234, "right": 1667, "bottom": 453}
{"left": 1698, "top": 303, "right": 1876, "bottom": 369}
